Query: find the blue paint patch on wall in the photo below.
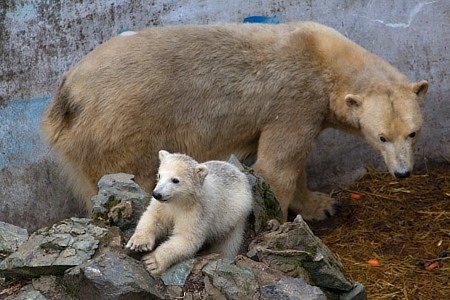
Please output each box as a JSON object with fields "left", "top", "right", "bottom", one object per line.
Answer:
{"left": 0, "top": 97, "right": 52, "bottom": 170}
{"left": 243, "top": 16, "right": 281, "bottom": 24}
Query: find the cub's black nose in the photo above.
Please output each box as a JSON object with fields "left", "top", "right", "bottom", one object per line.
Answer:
{"left": 152, "top": 192, "right": 162, "bottom": 200}
{"left": 394, "top": 171, "right": 411, "bottom": 179}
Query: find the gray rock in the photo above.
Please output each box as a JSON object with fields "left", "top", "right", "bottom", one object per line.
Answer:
{"left": 228, "top": 155, "right": 283, "bottom": 234}
{"left": 5, "top": 284, "right": 47, "bottom": 300}
{"left": 339, "top": 282, "right": 367, "bottom": 300}
{"left": 161, "top": 258, "right": 196, "bottom": 286}
{"left": 0, "top": 221, "right": 28, "bottom": 253}
{"left": 91, "top": 173, "right": 151, "bottom": 238}
{"left": 64, "top": 252, "right": 161, "bottom": 300}
{"left": 0, "top": 218, "right": 107, "bottom": 277}
{"left": 204, "top": 275, "right": 228, "bottom": 300}
{"left": 32, "top": 275, "right": 59, "bottom": 293}
{"left": 260, "top": 277, "right": 328, "bottom": 300}
{"left": 235, "top": 255, "right": 284, "bottom": 286}
{"left": 248, "top": 215, "right": 353, "bottom": 292}
{"left": 203, "top": 258, "right": 260, "bottom": 300}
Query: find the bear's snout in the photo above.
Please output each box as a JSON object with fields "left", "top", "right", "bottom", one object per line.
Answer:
{"left": 394, "top": 171, "right": 411, "bottom": 179}
{"left": 152, "top": 191, "right": 163, "bottom": 200}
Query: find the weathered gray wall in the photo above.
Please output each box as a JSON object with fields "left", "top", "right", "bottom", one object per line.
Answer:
{"left": 1, "top": 0, "right": 449, "bottom": 231}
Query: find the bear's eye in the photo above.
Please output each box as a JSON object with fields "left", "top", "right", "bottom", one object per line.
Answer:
{"left": 157, "top": 174, "right": 160, "bottom": 180}
{"left": 408, "top": 132, "right": 416, "bottom": 138}
{"left": 379, "top": 136, "right": 387, "bottom": 143}
{"left": 171, "top": 178, "right": 180, "bottom": 184}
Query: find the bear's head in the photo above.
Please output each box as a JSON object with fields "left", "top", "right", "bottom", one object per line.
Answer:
{"left": 152, "top": 150, "right": 209, "bottom": 202}
{"left": 344, "top": 80, "right": 428, "bottom": 178}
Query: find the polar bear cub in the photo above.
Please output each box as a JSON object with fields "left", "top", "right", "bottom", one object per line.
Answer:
{"left": 126, "top": 150, "right": 253, "bottom": 275}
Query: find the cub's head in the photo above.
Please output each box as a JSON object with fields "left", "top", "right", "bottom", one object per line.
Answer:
{"left": 152, "top": 150, "right": 208, "bottom": 202}
{"left": 344, "top": 80, "right": 428, "bottom": 178}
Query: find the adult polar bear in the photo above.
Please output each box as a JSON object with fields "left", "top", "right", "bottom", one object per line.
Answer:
{"left": 42, "top": 21, "right": 428, "bottom": 221}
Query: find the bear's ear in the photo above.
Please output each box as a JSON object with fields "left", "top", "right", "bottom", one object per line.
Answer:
{"left": 345, "top": 94, "right": 363, "bottom": 108}
{"left": 412, "top": 80, "right": 428, "bottom": 98}
{"left": 194, "top": 165, "right": 209, "bottom": 182}
{"left": 159, "top": 150, "right": 170, "bottom": 160}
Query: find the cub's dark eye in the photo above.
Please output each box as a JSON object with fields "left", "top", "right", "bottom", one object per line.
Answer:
{"left": 157, "top": 174, "right": 160, "bottom": 180}
{"left": 409, "top": 132, "right": 416, "bottom": 138}
{"left": 379, "top": 136, "right": 387, "bottom": 143}
{"left": 171, "top": 178, "right": 180, "bottom": 184}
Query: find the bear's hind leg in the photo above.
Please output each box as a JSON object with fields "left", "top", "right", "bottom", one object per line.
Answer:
{"left": 207, "top": 221, "right": 246, "bottom": 259}
{"left": 289, "top": 171, "right": 340, "bottom": 221}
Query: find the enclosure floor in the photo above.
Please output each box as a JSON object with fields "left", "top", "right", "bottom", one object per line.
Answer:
{"left": 311, "top": 162, "right": 450, "bottom": 300}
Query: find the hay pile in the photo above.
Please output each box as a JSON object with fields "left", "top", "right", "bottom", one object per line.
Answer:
{"left": 313, "top": 164, "right": 450, "bottom": 299}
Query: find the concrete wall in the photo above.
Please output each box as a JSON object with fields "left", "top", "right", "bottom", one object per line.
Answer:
{"left": 1, "top": 0, "right": 449, "bottom": 231}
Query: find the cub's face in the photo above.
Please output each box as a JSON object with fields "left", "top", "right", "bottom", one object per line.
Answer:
{"left": 345, "top": 80, "right": 428, "bottom": 178}
{"left": 152, "top": 150, "right": 209, "bottom": 202}
{"left": 152, "top": 160, "right": 192, "bottom": 202}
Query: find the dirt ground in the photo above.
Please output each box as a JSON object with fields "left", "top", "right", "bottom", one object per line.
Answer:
{"left": 310, "top": 161, "right": 450, "bottom": 300}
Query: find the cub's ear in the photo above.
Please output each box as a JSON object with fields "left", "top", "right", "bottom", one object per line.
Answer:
{"left": 159, "top": 150, "right": 170, "bottom": 160}
{"left": 412, "top": 80, "right": 428, "bottom": 98}
{"left": 194, "top": 165, "right": 209, "bottom": 182}
{"left": 345, "top": 94, "right": 363, "bottom": 108}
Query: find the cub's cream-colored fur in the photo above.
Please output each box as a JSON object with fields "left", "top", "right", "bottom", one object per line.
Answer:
{"left": 126, "top": 150, "right": 253, "bottom": 275}
{"left": 42, "top": 21, "right": 428, "bottom": 221}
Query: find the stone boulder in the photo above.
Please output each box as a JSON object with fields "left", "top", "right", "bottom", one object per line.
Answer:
{"left": 248, "top": 215, "right": 353, "bottom": 292}
{"left": 91, "top": 173, "right": 150, "bottom": 238}
{"left": 0, "top": 218, "right": 107, "bottom": 277}
{"left": 202, "top": 258, "right": 260, "bottom": 300}
{"left": 64, "top": 252, "right": 161, "bottom": 299}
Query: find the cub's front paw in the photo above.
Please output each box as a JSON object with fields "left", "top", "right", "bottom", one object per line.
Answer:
{"left": 142, "top": 252, "right": 166, "bottom": 276}
{"left": 125, "top": 232, "right": 155, "bottom": 252}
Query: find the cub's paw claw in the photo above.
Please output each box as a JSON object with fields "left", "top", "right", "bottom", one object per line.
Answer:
{"left": 143, "top": 253, "right": 164, "bottom": 276}
{"left": 125, "top": 233, "right": 155, "bottom": 252}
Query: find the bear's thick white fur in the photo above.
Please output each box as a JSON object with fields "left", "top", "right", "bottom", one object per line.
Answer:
{"left": 42, "top": 21, "right": 428, "bottom": 221}
{"left": 126, "top": 150, "right": 253, "bottom": 275}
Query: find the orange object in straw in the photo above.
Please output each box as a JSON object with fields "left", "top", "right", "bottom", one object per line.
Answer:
{"left": 368, "top": 259, "right": 380, "bottom": 266}
{"left": 425, "top": 261, "right": 439, "bottom": 271}
{"left": 351, "top": 193, "right": 362, "bottom": 200}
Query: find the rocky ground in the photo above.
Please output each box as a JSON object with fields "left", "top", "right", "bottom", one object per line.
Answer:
{"left": 0, "top": 158, "right": 366, "bottom": 299}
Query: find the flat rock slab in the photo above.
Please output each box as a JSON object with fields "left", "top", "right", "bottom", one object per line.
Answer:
{"left": 0, "top": 221, "right": 28, "bottom": 253}
{"left": 261, "top": 277, "right": 328, "bottom": 300}
{"left": 0, "top": 218, "right": 107, "bottom": 277}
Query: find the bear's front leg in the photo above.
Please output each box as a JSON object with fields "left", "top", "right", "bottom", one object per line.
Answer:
{"left": 290, "top": 170, "right": 340, "bottom": 220}
{"left": 142, "top": 232, "right": 202, "bottom": 276}
{"left": 126, "top": 203, "right": 164, "bottom": 252}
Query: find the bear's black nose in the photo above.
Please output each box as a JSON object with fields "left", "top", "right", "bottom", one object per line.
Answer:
{"left": 394, "top": 171, "right": 411, "bottom": 179}
{"left": 152, "top": 192, "right": 162, "bottom": 200}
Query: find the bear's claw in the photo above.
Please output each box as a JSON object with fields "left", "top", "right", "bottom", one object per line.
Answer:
{"left": 125, "top": 233, "right": 155, "bottom": 252}
{"left": 297, "top": 191, "right": 339, "bottom": 221}
{"left": 143, "top": 253, "right": 163, "bottom": 276}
